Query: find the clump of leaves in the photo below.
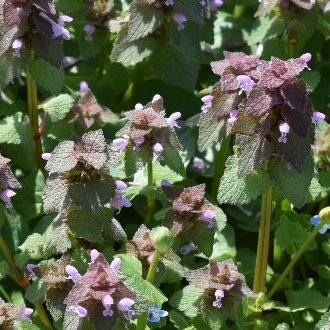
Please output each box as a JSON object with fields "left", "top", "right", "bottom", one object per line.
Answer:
{"left": 184, "top": 259, "right": 254, "bottom": 325}
{"left": 256, "top": 0, "right": 315, "bottom": 17}
{"left": 42, "top": 129, "right": 116, "bottom": 212}
{"left": 161, "top": 183, "right": 226, "bottom": 256}
{"left": 63, "top": 252, "right": 136, "bottom": 329}
{"left": 71, "top": 87, "right": 117, "bottom": 129}
{"left": 0, "top": 154, "right": 21, "bottom": 208}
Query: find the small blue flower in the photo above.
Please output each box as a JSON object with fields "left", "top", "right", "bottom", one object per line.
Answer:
{"left": 310, "top": 215, "right": 330, "bottom": 234}
{"left": 147, "top": 305, "right": 168, "bottom": 323}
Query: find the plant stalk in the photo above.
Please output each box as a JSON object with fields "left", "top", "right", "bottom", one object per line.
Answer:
{"left": 0, "top": 233, "right": 52, "bottom": 328}
{"left": 211, "top": 136, "right": 231, "bottom": 201}
{"left": 27, "top": 71, "right": 42, "bottom": 169}
{"left": 144, "top": 161, "right": 155, "bottom": 225}
{"left": 267, "top": 220, "right": 325, "bottom": 300}
{"left": 273, "top": 201, "right": 285, "bottom": 272}
{"left": 253, "top": 186, "right": 273, "bottom": 294}
{"left": 136, "top": 250, "right": 161, "bottom": 330}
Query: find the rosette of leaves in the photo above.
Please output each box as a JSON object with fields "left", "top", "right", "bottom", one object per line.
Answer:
{"left": 42, "top": 129, "right": 116, "bottom": 213}
{"left": 0, "top": 298, "right": 24, "bottom": 329}
{"left": 116, "top": 95, "right": 183, "bottom": 176}
{"left": 198, "top": 51, "right": 262, "bottom": 151}
{"left": 71, "top": 88, "right": 118, "bottom": 129}
{"left": 0, "top": 0, "right": 68, "bottom": 89}
{"left": 28, "top": 255, "right": 72, "bottom": 322}
{"left": 161, "top": 183, "right": 226, "bottom": 256}
{"left": 183, "top": 260, "right": 254, "bottom": 327}
{"left": 0, "top": 154, "right": 21, "bottom": 208}
{"left": 125, "top": 224, "right": 179, "bottom": 274}
{"left": 63, "top": 253, "right": 136, "bottom": 329}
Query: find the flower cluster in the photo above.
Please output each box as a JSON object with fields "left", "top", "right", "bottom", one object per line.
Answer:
{"left": 63, "top": 252, "right": 136, "bottom": 328}
{"left": 185, "top": 260, "right": 254, "bottom": 312}
{"left": 0, "top": 298, "right": 33, "bottom": 327}
{"left": 199, "top": 51, "right": 324, "bottom": 173}
{"left": 42, "top": 129, "right": 118, "bottom": 213}
{"left": 114, "top": 94, "right": 182, "bottom": 165}
{"left": 71, "top": 81, "right": 118, "bottom": 129}
{"left": 162, "top": 183, "right": 216, "bottom": 234}
{"left": 125, "top": 224, "right": 179, "bottom": 271}
{"left": 0, "top": 155, "right": 21, "bottom": 209}
{"left": 1, "top": 0, "right": 72, "bottom": 67}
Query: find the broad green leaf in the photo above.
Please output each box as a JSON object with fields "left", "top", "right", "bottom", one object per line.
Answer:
{"left": 115, "top": 253, "right": 142, "bottom": 277}
{"left": 40, "top": 94, "right": 75, "bottom": 123}
{"left": 0, "top": 113, "right": 33, "bottom": 144}
{"left": 316, "top": 265, "right": 330, "bottom": 279}
{"left": 0, "top": 260, "right": 9, "bottom": 280}
{"left": 286, "top": 288, "right": 330, "bottom": 312}
{"left": 268, "top": 156, "right": 314, "bottom": 208}
{"left": 160, "top": 145, "right": 186, "bottom": 177}
{"left": 169, "top": 285, "right": 203, "bottom": 317}
{"left": 218, "top": 155, "right": 270, "bottom": 205}
{"left": 315, "top": 311, "right": 330, "bottom": 329}
{"left": 150, "top": 43, "right": 198, "bottom": 90}
{"left": 25, "top": 279, "right": 49, "bottom": 303}
{"left": 127, "top": 2, "right": 165, "bottom": 41}
{"left": 306, "top": 177, "right": 329, "bottom": 204}
{"left": 169, "top": 310, "right": 190, "bottom": 329}
{"left": 28, "top": 58, "right": 64, "bottom": 95}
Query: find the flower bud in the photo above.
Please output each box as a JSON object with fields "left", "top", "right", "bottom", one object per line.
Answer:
{"left": 319, "top": 207, "right": 330, "bottom": 225}
{"left": 151, "top": 226, "right": 174, "bottom": 253}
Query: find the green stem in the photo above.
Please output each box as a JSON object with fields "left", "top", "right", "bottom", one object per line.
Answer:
{"left": 144, "top": 161, "right": 155, "bottom": 226}
{"left": 0, "top": 284, "right": 11, "bottom": 302}
{"left": 211, "top": 136, "right": 231, "bottom": 200}
{"left": 267, "top": 221, "right": 325, "bottom": 300}
{"left": 253, "top": 186, "right": 273, "bottom": 294}
{"left": 273, "top": 201, "right": 285, "bottom": 272}
{"left": 0, "top": 234, "right": 52, "bottom": 328}
{"left": 136, "top": 250, "right": 161, "bottom": 330}
{"left": 27, "top": 71, "right": 42, "bottom": 169}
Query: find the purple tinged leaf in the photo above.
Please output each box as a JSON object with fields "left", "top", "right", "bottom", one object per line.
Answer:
{"left": 280, "top": 79, "right": 308, "bottom": 113}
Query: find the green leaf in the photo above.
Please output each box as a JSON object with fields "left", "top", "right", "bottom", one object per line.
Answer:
{"left": 248, "top": 11, "right": 285, "bottom": 45}
{"left": 79, "top": 30, "right": 106, "bottom": 59}
{"left": 198, "top": 112, "right": 226, "bottom": 152}
{"left": 317, "top": 265, "right": 330, "bottom": 279}
{"left": 218, "top": 155, "right": 270, "bottom": 205}
{"left": 40, "top": 94, "right": 75, "bottom": 123}
{"left": 150, "top": 43, "right": 198, "bottom": 90}
{"left": 63, "top": 311, "right": 81, "bottom": 330}
{"left": 127, "top": 2, "right": 165, "bottom": 41}
{"left": 67, "top": 209, "right": 111, "bottom": 243}
{"left": 28, "top": 58, "right": 64, "bottom": 95}
{"left": 160, "top": 145, "right": 186, "bottom": 177}
{"left": 173, "top": 0, "right": 203, "bottom": 24}
{"left": 115, "top": 253, "right": 142, "bottom": 277}
{"left": 193, "top": 224, "right": 214, "bottom": 257}
{"left": 275, "top": 215, "right": 308, "bottom": 253}
{"left": 18, "top": 233, "right": 45, "bottom": 259}
{"left": 0, "top": 113, "right": 33, "bottom": 144}
{"left": 0, "top": 48, "right": 29, "bottom": 89}
{"left": 286, "top": 288, "right": 330, "bottom": 312}
{"left": 213, "top": 205, "right": 227, "bottom": 233}
{"left": 25, "top": 279, "right": 49, "bottom": 303}
{"left": 169, "top": 285, "right": 203, "bottom": 317}
{"left": 268, "top": 156, "right": 314, "bottom": 208}
{"left": 236, "top": 134, "right": 272, "bottom": 177}
{"left": 315, "top": 311, "right": 330, "bottom": 330}
{"left": 169, "top": 310, "right": 190, "bottom": 329}
{"left": 306, "top": 177, "right": 329, "bottom": 204}
{"left": 46, "top": 287, "right": 68, "bottom": 322}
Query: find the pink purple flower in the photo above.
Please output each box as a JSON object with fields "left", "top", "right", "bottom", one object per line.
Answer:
{"left": 135, "top": 103, "right": 144, "bottom": 110}
{"left": 80, "top": 81, "right": 89, "bottom": 94}
{"left": 209, "top": 0, "right": 224, "bottom": 10}
{"left": 113, "top": 138, "right": 128, "bottom": 151}
{"left": 12, "top": 39, "right": 23, "bottom": 58}
{"left": 167, "top": 112, "right": 181, "bottom": 128}
{"left": 115, "top": 180, "right": 128, "bottom": 191}
{"left": 278, "top": 122, "right": 290, "bottom": 143}
{"left": 312, "top": 111, "right": 325, "bottom": 127}
{"left": 67, "top": 305, "right": 88, "bottom": 318}
{"left": 102, "top": 295, "right": 114, "bottom": 317}
{"left": 0, "top": 189, "right": 16, "bottom": 208}
{"left": 152, "top": 94, "right": 162, "bottom": 102}
{"left": 201, "top": 94, "right": 213, "bottom": 113}
{"left": 199, "top": 209, "right": 215, "bottom": 228}
{"left": 172, "top": 12, "right": 187, "bottom": 31}
{"left": 300, "top": 53, "right": 312, "bottom": 70}
{"left": 237, "top": 75, "right": 255, "bottom": 94}
{"left": 153, "top": 143, "right": 164, "bottom": 161}
{"left": 26, "top": 264, "right": 36, "bottom": 279}
{"left": 117, "top": 298, "right": 136, "bottom": 319}
{"left": 84, "top": 24, "right": 96, "bottom": 42}
{"left": 192, "top": 157, "right": 209, "bottom": 172}
{"left": 179, "top": 241, "right": 197, "bottom": 255}
{"left": 16, "top": 307, "right": 33, "bottom": 323}
{"left": 39, "top": 12, "right": 71, "bottom": 40}
{"left": 165, "top": 0, "right": 174, "bottom": 5}
{"left": 212, "top": 289, "right": 224, "bottom": 308}
{"left": 111, "top": 194, "right": 132, "bottom": 211}
{"left": 161, "top": 179, "right": 172, "bottom": 187}
{"left": 65, "top": 265, "right": 82, "bottom": 283}
{"left": 41, "top": 153, "right": 51, "bottom": 161}
{"left": 228, "top": 109, "right": 237, "bottom": 126}
{"left": 90, "top": 249, "right": 100, "bottom": 263}
{"left": 133, "top": 136, "right": 145, "bottom": 152}
{"left": 110, "top": 257, "right": 122, "bottom": 273}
